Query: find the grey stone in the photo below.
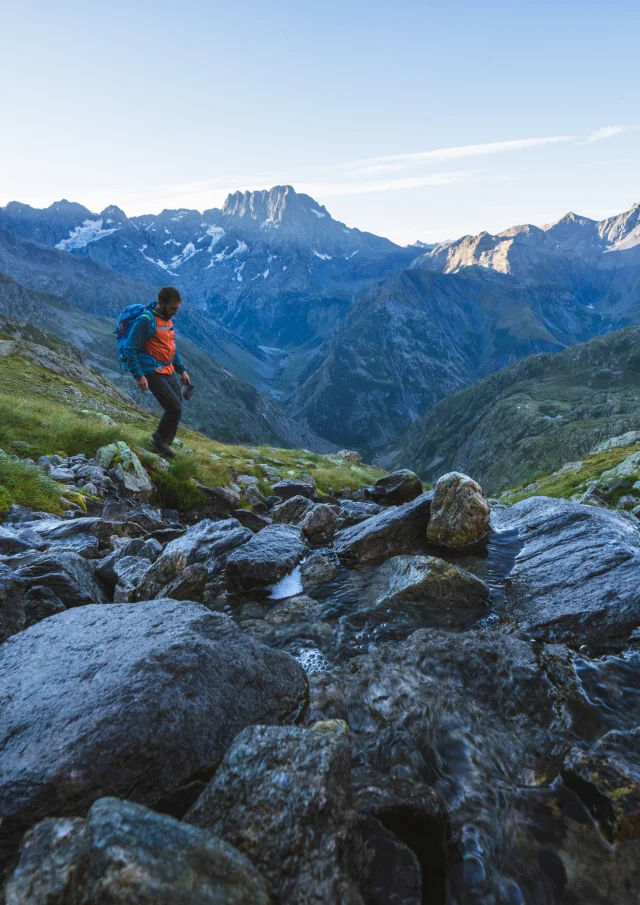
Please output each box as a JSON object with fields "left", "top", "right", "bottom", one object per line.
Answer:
{"left": 335, "top": 492, "right": 434, "bottom": 565}
{"left": 300, "top": 503, "right": 339, "bottom": 546}
{"left": 0, "top": 526, "right": 35, "bottom": 555}
{"left": 111, "top": 556, "right": 154, "bottom": 602}
{"left": 187, "top": 724, "right": 365, "bottom": 905}
{"left": 369, "top": 469, "right": 424, "bottom": 506}
{"left": 95, "top": 441, "right": 153, "bottom": 497}
{"left": 0, "top": 601, "right": 308, "bottom": 852}
{"left": 158, "top": 563, "right": 209, "bottom": 601}
{"left": 232, "top": 510, "right": 271, "bottom": 532}
{"left": 23, "top": 586, "right": 66, "bottom": 628}
{"left": 272, "top": 494, "right": 314, "bottom": 525}
{"left": 336, "top": 500, "right": 383, "bottom": 529}
{"left": 426, "top": 472, "right": 491, "bottom": 548}
{"left": 95, "top": 537, "right": 161, "bottom": 593}
{"left": 226, "top": 524, "right": 308, "bottom": 599}
{"left": 193, "top": 483, "right": 241, "bottom": 517}
{"left": 17, "top": 552, "right": 107, "bottom": 608}
{"left": 495, "top": 496, "right": 640, "bottom": 646}
{"left": 0, "top": 564, "right": 25, "bottom": 642}
{"left": 271, "top": 479, "right": 316, "bottom": 501}
{"left": 3, "top": 816, "right": 85, "bottom": 905}
{"left": 300, "top": 551, "right": 340, "bottom": 588}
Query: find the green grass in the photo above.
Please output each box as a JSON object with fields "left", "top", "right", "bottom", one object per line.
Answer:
{"left": 0, "top": 456, "right": 68, "bottom": 516}
{"left": 0, "top": 348, "right": 385, "bottom": 515}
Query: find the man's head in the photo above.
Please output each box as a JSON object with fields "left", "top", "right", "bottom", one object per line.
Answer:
{"left": 156, "top": 286, "right": 182, "bottom": 318}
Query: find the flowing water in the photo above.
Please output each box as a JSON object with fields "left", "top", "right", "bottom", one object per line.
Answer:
{"left": 233, "top": 528, "right": 640, "bottom": 905}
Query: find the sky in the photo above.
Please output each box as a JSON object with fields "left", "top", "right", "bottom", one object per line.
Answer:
{"left": 2, "top": 0, "right": 639, "bottom": 245}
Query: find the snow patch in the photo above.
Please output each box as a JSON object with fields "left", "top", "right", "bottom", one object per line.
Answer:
{"left": 312, "top": 250, "right": 332, "bottom": 261}
{"left": 310, "top": 208, "right": 326, "bottom": 218}
{"left": 141, "top": 252, "right": 178, "bottom": 275}
{"left": 55, "top": 219, "right": 118, "bottom": 251}
{"left": 170, "top": 241, "right": 201, "bottom": 268}
{"left": 205, "top": 225, "right": 225, "bottom": 252}
{"left": 163, "top": 238, "right": 181, "bottom": 246}
{"left": 235, "top": 262, "right": 245, "bottom": 282}
{"left": 263, "top": 268, "right": 270, "bottom": 279}
{"left": 268, "top": 566, "right": 303, "bottom": 600}
{"left": 345, "top": 250, "right": 359, "bottom": 259}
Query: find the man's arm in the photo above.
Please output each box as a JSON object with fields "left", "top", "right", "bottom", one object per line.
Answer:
{"left": 173, "top": 346, "right": 187, "bottom": 377}
{"left": 123, "top": 314, "right": 154, "bottom": 381}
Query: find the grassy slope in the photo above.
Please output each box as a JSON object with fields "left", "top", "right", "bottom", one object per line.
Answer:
{"left": 0, "top": 321, "right": 383, "bottom": 516}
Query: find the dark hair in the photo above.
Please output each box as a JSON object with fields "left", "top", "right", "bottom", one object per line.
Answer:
{"left": 157, "top": 286, "right": 182, "bottom": 305}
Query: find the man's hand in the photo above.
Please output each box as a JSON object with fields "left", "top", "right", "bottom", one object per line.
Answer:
{"left": 181, "top": 372, "right": 191, "bottom": 385}
{"left": 137, "top": 376, "right": 149, "bottom": 391}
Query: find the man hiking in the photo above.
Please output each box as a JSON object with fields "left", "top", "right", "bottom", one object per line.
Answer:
{"left": 123, "top": 286, "right": 190, "bottom": 458}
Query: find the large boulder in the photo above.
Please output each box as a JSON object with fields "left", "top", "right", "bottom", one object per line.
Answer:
{"left": 135, "top": 519, "right": 251, "bottom": 600}
{"left": 426, "top": 472, "right": 491, "bottom": 547}
{"left": 495, "top": 497, "right": 640, "bottom": 646}
{"left": 0, "top": 526, "right": 35, "bottom": 556}
{"left": 369, "top": 470, "right": 424, "bottom": 506}
{"left": 95, "top": 441, "right": 153, "bottom": 498}
{"left": 187, "top": 724, "right": 365, "bottom": 905}
{"left": 17, "top": 552, "right": 107, "bottom": 608}
{"left": 5, "top": 798, "right": 270, "bottom": 905}
{"left": 0, "top": 600, "right": 308, "bottom": 857}
{"left": 226, "top": 525, "right": 308, "bottom": 599}
{"left": 336, "top": 500, "right": 383, "bottom": 530}
{"left": 367, "top": 554, "right": 490, "bottom": 629}
{"left": 22, "top": 586, "right": 66, "bottom": 628}
{"left": 0, "top": 564, "right": 25, "bottom": 642}
{"left": 272, "top": 495, "right": 314, "bottom": 525}
{"left": 334, "top": 492, "right": 434, "bottom": 565}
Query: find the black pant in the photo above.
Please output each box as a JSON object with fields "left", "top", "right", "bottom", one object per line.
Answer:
{"left": 146, "top": 372, "right": 182, "bottom": 444}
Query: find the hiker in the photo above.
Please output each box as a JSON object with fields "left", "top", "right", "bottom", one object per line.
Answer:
{"left": 123, "top": 286, "right": 191, "bottom": 458}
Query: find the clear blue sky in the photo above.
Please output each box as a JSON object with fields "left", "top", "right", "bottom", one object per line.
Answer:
{"left": 3, "top": 0, "right": 639, "bottom": 244}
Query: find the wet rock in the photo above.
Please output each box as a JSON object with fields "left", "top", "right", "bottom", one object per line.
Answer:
{"left": 495, "top": 497, "right": 640, "bottom": 646}
{"left": 3, "top": 816, "right": 85, "bottom": 904}
{"left": 49, "top": 466, "right": 76, "bottom": 482}
{"left": 300, "top": 551, "right": 340, "bottom": 588}
{"left": 426, "top": 472, "right": 491, "bottom": 548}
{"left": 5, "top": 798, "right": 270, "bottom": 905}
{"left": 369, "top": 470, "right": 424, "bottom": 506}
{"left": 359, "top": 816, "right": 422, "bottom": 905}
{"left": 300, "top": 503, "right": 339, "bottom": 546}
{"left": 17, "top": 552, "right": 107, "bottom": 608}
{"left": 158, "top": 563, "right": 209, "bottom": 601}
{"left": 271, "top": 478, "right": 316, "bottom": 501}
{"left": 44, "top": 534, "right": 100, "bottom": 560}
{"left": 0, "top": 600, "right": 308, "bottom": 855}
{"left": 95, "top": 441, "right": 153, "bottom": 498}
{"left": 187, "top": 724, "right": 365, "bottom": 905}
{"left": 232, "top": 509, "right": 271, "bottom": 532}
{"left": 368, "top": 555, "right": 490, "bottom": 628}
{"left": 0, "top": 564, "right": 25, "bottom": 642}
{"left": 334, "top": 492, "right": 434, "bottom": 566}
{"left": 0, "top": 526, "right": 34, "bottom": 555}
{"left": 226, "top": 524, "right": 308, "bottom": 600}
{"left": 136, "top": 519, "right": 251, "bottom": 600}
{"left": 193, "top": 483, "right": 241, "bottom": 517}
{"left": 563, "top": 728, "right": 640, "bottom": 841}
{"left": 336, "top": 500, "right": 383, "bottom": 529}
{"left": 23, "top": 586, "right": 66, "bottom": 628}
{"left": 272, "top": 494, "right": 314, "bottom": 525}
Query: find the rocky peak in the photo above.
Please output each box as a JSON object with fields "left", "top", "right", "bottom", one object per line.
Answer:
{"left": 218, "top": 185, "right": 332, "bottom": 233}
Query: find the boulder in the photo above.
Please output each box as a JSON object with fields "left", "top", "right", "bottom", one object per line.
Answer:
{"left": 135, "top": 519, "right": 251, "bottom": 600}
{"left": 187, "top": 724, "right": 365, "bottom": 905}
{"left": 300, "top": 551, "right": 339, "bottom": 588}
{"left": 4, "top": 798, "right": 270, "bottom": 905}
{"left": 272, "top": 494, "right": 314, "bottom": 525}
{"left": 334, "top": 492, "right": 434, "bottom": 566}
{"left": 426, "top": 472, "right": 491, "bottom": 548}
{"left": 563, "top": 728, "right": 640, "bottom": 842}
{"left": 95, "top": 537, "right": 162, "bottom": 593}
{"left": 0, "top": 564, "right": 25, "bottom": 642}
{"left": 300, "top": 503, "right": 339, "bottom": 546}
{"left": 271, "top": 479, "right": 316, "bottom": 501}
{"left": 95, "top": 441, "right": 153, "bottom": 497}
{"left": 23, "top": 586, "right": 66, "bottom": 628}
{"left": 0, "top": 600, "right": 308, "bottom": 855}
{"left": 232, "top": 510, "right": 271, "bottom": 533}
{"left": 112, "top": 556, "right": 154, "bottom": 603}
{"left": 495, "top": 497, "right": 640, "bottom": 646}
{"left": 0, "top": 526, "right": 34, "bottom": 556}
{"left": 368, "top": 554, "right": 489, "bottom": 629}
{"left": 336, "top": 500, "right": 383, "bottom": 529}
{"left": 369, "top": 470, "right": 424, "bottom": 506}
{"left": 44, "top": 534, "right": 100, "bottom": 560}
{"left": 193, "top": 483, "right": 241, "bottom": 517}
{"left": 17, "top": 552, "right": 107, "bottom": 608}
{"left": 225, "top": 525, "right": 308, "bottom": 599}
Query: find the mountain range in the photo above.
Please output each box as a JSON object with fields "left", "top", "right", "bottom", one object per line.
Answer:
{"left": 0, "top": 187, "right": 639, "bottom": 462}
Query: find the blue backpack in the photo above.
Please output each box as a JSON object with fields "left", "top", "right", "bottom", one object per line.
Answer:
{"left": 115, "top": 304, "right": 153, "bottom": 371}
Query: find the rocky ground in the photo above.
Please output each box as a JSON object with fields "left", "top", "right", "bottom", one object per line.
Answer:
{"left": 1, "top": 441, "right": 640, "bottom": 904}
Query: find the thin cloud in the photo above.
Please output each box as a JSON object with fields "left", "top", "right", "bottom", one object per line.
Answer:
{"left": 586, "top": 126, "right": 626, "bottom": 143}
{"left": 296, "top": 170, "right": 475, "bottom": 198}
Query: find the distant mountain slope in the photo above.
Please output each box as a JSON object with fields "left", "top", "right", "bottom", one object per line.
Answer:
{"left": 0, "top": 271, "right": 334, "bottom": 450}
{"left": 391, "top": 327, "right": 640, "bottom": 493}
{"left": 0, "top": 187, "right": 416, "bottom": 348}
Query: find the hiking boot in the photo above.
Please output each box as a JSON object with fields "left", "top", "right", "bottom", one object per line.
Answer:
{"left": 151, "top": 435, "right": 176, "bottom": 459}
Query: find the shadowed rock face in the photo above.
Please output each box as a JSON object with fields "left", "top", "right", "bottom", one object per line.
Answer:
{"left": 187, "top": 724, "right": 366, "bottom": 905}
{"left": 334, "top": 492, "right": 433, "bottom": 565}
{"left": 17, "top": 552, "right": 107, "bottom": 608}
{"left": 0, "top": 600, "right": 308, "bottom": 867}
{"left": 495, "top": 496, "right": 640, "bottom": 647}
{"left": 5, "top": 798, "right": 270, "bottom": 905}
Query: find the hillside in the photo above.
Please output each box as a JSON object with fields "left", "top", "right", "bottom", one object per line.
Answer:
{"left": 391, "top": 327, "right": 640, "bottom": 493}
{"left": 0, "top": 317, "right": 382, "bottom": 516}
